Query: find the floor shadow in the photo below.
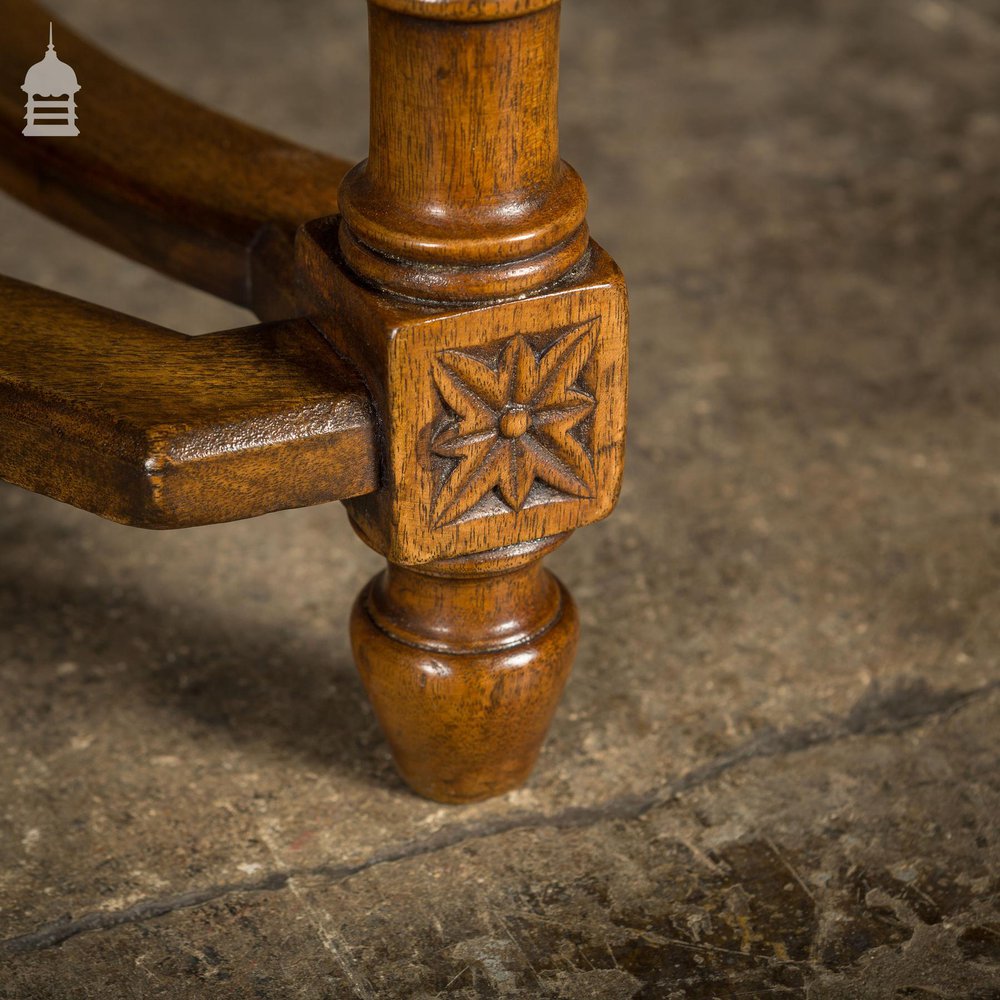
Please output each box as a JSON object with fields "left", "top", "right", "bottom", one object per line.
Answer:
{"left": 0, "top": 556, "right": 392, "bottom": 790}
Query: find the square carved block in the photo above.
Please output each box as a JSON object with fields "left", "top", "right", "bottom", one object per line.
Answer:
{"left": 297, "top": 219, "right": 628, "bottom": 565}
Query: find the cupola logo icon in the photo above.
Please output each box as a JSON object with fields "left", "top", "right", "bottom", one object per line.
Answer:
{"left": 22, "top": 23, "right": 80, "bottom": 137}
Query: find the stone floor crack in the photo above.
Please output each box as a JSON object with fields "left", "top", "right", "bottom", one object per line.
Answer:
{"left": 3, "top": 676, "right": 995, "bottom": 958}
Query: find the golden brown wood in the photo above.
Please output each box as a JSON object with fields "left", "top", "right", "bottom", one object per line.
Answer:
{"left": 0, "top": 0, "right": 351, "bottom": 319}
{"left": 299, "top": 0, "right": 629, "bottom": 801}
{"left": 350, "top": 537, "right": 577, "bottom": 802}
{"left": 299, "top": 219, "right": 629, "bottom": 566}
{"left": 337, "top": 0, "right": 588, "bottom": 300}
{"left": 0, "top": 0, "right": 628, "bottom": 803}
{"left": 0, "top": 276, "right": 377, "bottom": 526}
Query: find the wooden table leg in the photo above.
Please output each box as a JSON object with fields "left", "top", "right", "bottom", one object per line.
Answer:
{"left": 351, "top": 539, "right": 578, "bottom": 802}
{"left": 0, "top": 0, "right": 628, "bottom": 803}
{"left": 299, "top": 0, "right": 628, "bottom": 801}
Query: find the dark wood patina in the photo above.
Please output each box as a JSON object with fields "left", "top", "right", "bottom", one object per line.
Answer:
{"left": 0, "top": 0, "right": 628, "bottom": 802}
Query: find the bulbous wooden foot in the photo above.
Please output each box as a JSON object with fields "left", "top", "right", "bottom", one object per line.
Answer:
{"left": 350, "top": 544, "right": 578, "bottom": 803}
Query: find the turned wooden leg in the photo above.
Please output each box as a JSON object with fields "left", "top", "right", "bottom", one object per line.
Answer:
{"left": 295, "top": 0, "right": 629, "bottom": 801}
{"left": 0, "top": 1, "right": 627, "bottom": 802}
{"left": 350, "top": 541, "right": 577, "bottom": 803}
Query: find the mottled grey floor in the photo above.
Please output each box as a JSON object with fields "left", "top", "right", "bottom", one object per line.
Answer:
{"left": 2, "top": 0, "right": 1000, "bottom": 997}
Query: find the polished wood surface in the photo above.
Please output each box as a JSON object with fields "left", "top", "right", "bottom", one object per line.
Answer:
{"left": 0, "top": 0, "right": 351, "bottom": 319}
{"left": 337, "top": 0, "right": 588, "bottom": 300}
{"left": 310, "top": 0, "right": 628, "bottom": 800}
{"left": 351, "top": 540, "right": 578, "bottom": 802}
{"left": 300, "top": 221, "right": 629, "bottom": 566}
{"left": 0, "top": 276, "right": 377, "bottom": 527}
{"left": 0, "top": 0, "right": 628, "bottom": 802}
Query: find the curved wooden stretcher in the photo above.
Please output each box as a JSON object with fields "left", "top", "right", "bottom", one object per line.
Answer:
{"left": 0, "top": 0, "right": 628, "bottom": 802}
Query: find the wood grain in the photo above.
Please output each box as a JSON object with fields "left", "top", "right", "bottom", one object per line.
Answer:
{"left": 370, "top": 0, "right": 560, "bottom": 20}
{"left": 0, "top": 0, "right": 351, "bottom": 319}
{"left": 300, "top": 221, "right": 629, "bottom": 566}
{"left": 0, "top": 0, "right": 628, "bottom": 803}
{"left": 351, "top": 538, "right": 578, "bottom": 802}
{"left": 308, "top": 0, "right": 629, "bottom": 800}
{"left": 0, "top": 275, "right": 377, "bottom": 527}
{"left": 337, "top": 0, "right": 588, "bottom": 300}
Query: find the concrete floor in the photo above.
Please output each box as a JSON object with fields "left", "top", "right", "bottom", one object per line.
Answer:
{"left": 2, "top": 0, "right": 1000, "bottom": 996}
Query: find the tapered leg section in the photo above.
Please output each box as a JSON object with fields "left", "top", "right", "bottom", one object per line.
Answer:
{"left": 350, "top": 548, "right": 578, "bottom": 803}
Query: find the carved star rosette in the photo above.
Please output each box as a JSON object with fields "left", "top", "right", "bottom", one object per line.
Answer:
{"left": 430, "top": 320, "right": 599, "bottom": 526}
{"left": 329, "top": 246, "right": 627, "bottom": 565}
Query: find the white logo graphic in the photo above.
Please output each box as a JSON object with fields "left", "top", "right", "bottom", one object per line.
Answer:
{"left": 22, "top": 23, "right": 80, "bottom": 137}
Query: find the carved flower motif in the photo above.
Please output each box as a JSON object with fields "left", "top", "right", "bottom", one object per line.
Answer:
{"left": 430, "top": 318, "right": 599, "bottom": 526}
